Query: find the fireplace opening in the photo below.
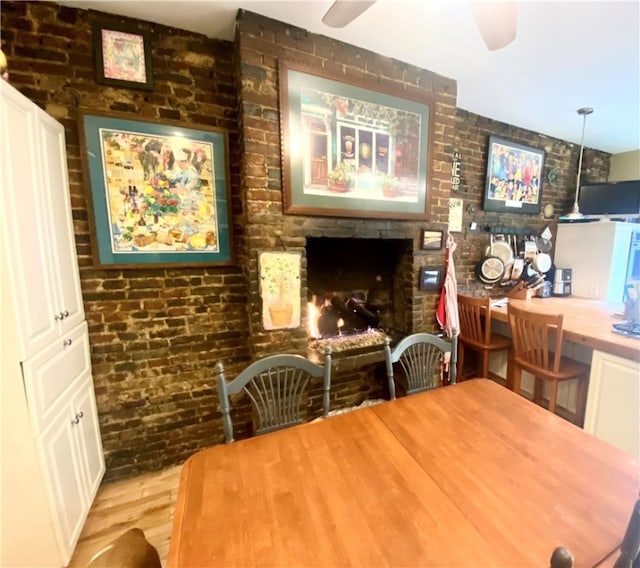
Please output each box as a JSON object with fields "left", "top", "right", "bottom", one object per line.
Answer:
{"left": 306, "top": 237, "right": 410, "bottom": 343}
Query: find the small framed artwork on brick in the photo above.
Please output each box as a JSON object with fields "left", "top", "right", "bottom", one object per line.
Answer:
{"left": 93, "top": 22, "right": 154, "bottom": 90}
{"left": 420, "top": 229, "right": 444, "bottom": 251}
{"left": 419, "top": 267, "right": 443, "bottom": 292}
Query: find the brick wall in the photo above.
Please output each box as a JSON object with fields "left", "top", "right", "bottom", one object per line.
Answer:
{"left": 451, "top": 110, "right": 610, "bottom": 294}
{"left": 1, "top": 1, "right": 248, "bottom": 480}
{"left": 235, "top": 10, "right": 458, "bottom": 355}
{"left": 1, "top": 2, "right": 611, "bottom": 481}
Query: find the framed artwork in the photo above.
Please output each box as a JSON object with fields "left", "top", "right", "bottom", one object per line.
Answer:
{"left": 419, "top": 267, "right": 443, "bottom": 292}
{"left": 279, "top": 59, "right": 434, "bottom": 220}
{"left": 79, "top": 110, "right": 233, "bottom": 268}
{"left": 420, "top": 229, "right": 444, "bottom": 251}
{"left": 483, "top": 136, "right": 545, "bottom": 215}
{"left": 93, "top": 22, "right": 154, "bottom": 90}
{"left": 259, "top": 251, "right": 301, "bottom": 330}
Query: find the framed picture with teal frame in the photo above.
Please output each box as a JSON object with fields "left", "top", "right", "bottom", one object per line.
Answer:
{"left": 79, "top": 111, "right": 233, "bottom": 268}
{"left": 279, "top": 59, "right": 434, "bottom": 220}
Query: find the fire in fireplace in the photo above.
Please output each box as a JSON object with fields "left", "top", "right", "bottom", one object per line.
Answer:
{"left": 306, "top": 237, "right": 411, "bottom": 340}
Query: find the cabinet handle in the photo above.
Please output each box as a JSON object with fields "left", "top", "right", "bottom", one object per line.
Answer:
{"left": 54, "top": 312, "right": 65, "bottom": 321}
{"left": 62, "top": 338, "right": 73, "bottom": 347}
{"left": 71, "top": 415, "right": 80, "bottom": 425}
{"left": 78, "top": 411, "right": 84, "bottom": 419}
{"left": 63, "top": 310, "right": 69, "bottom": 318}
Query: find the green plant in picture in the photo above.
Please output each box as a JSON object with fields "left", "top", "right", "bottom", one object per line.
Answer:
{"left": 327, "top": 161, "right": 355, "bottom": 188}
{"left": 379, "top": 173, "right": 398, "bottom": 188}
{"left": 379, "top": 172, "right": 402, "bottom": 197}
{"left": 141, "top": 173, "right": 181, "bottom": 222}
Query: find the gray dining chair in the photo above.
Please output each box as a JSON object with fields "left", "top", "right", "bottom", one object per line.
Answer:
{"left": 215, "top": 347, "right": 332, "bottom": 443}
{"left": 384, "top": 332, "right": 457, "bottom": 400}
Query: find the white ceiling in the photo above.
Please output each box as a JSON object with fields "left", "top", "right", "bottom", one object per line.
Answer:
{"left": 55, "top": 0, "right": 640, "bottom": 154}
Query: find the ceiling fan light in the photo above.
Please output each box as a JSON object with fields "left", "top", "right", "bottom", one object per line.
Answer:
{"left": 471, "top": 1, "right": 518, "bottom": 51}
{"left": 322, "top": 0, "right": 377, "bottom": 28}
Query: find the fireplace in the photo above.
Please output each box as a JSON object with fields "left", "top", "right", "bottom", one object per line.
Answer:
{"left": 306, "top": 237, "right": 412, "bottom": 343}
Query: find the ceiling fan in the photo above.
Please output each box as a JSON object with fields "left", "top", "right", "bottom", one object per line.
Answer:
{"left": 322, "top": 0, "right": 518, "bottom": 51}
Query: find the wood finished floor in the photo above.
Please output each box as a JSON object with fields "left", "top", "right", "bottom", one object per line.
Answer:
{"left": 67, "top": 464, "right": 183, "bottom": 568}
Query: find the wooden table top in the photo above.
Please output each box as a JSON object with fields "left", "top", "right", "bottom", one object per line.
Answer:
{"left": 168, "top": 379, "right": 639, "bottom": 568}
{"left": 490, "top": 296, "right": 640, "bottom": 362}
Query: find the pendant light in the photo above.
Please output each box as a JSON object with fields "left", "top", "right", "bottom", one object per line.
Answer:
{"left": 565, "top": 107, "right": 594, "bottom": 219}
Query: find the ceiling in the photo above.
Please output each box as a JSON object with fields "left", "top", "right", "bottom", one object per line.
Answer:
{"left": 55, "top": 0, "right": 640, "bottom": 154}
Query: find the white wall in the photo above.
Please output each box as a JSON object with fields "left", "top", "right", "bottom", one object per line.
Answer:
{"left": 609, "top": 150, "right": 640, "bottom": 181}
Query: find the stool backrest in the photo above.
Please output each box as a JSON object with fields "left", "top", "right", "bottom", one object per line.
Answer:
{"left": 458, "top": 294, "right": 492, "bottom": 345}
{"left": 507, "top": 303, "right": 564, "bottom": 373}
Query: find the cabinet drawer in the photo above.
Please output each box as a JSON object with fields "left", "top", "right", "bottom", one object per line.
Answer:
{"left": 22, "top": 321, "right": 92, "bottom": 434}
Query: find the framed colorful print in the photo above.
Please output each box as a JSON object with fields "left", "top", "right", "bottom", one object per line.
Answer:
{"left": 482, "top": 136, "right": 545, "bottom": 215}
{"left": 279, "top": 59, "right": 434, "bottom": 220}
{"left": 93, "top": 22, "right": 154, "bottom": 90}
{"left": 259, "top": 251, "right": 301, "bottom": 330}
{"left": 79, "top": 110, "right": 233, "bottom": 268}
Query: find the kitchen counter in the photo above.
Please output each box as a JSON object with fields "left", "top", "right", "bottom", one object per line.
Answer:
{"left": 490, "top": 296, "right": 640, "bottom": 362}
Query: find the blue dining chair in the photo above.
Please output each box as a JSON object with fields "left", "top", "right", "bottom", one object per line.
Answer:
{"left": 384, "top": 332, "right": 457, "bottom": 400}
{"left": 215, "top": 348, "right": 332, "bottom": 443}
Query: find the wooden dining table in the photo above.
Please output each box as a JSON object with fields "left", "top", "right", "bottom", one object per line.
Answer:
{"left": 168, "top": 379, "right": 639, "bottom": 567}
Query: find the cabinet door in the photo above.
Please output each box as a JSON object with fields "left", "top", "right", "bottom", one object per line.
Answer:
{"left": 37, "top": 108, "right": 85, "bottom": 334}
{"left": 584, "top": 350, "right": 640, "bottom": 460}
{"left": 39, "top": 403, "right": 87, "bottom": 565}
{"left": 0, "top": 81, "right": 59, "bottom": 358}
{"left": 22, "top": 321, "right": 92, "bottom": 434}
{"left": 74, "top": 377, "right": 106, "bottom": 500}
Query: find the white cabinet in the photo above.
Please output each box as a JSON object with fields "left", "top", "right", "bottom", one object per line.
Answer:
{"left": 0, "top": 81, "right": 104, "bottom": 567}
{"left": 555, "top": 221, "right": 636, "bottom": 302}
{"left": 0, "top": 79, "right": 84, "bottom": 360}
{"left": 584, "top": 350, "right": 640, "bottom": 461}
{"left": 39, "top": 373, "right": 104, "bottom": 556}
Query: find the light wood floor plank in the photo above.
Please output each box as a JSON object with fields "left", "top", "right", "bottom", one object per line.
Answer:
{"left": 67, "top": 464, "right": 182, "bottom": 568}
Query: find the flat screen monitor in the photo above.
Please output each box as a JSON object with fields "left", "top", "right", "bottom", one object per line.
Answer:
{"left": 578, "top": 180, "right": 640, "bottom": 216}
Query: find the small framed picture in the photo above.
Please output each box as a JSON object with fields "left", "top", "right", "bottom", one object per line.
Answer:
{"left": 420, "top": 229, "right": 444, "bottom": 251}
{"left": 419, "top": 267, "right": 443, "bottom": 292}
{"left": 93, "top": 22, "right": 154, "bottom": 90}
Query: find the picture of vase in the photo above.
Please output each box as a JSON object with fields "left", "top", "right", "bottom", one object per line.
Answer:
{"left": 259, "top": 251, "right": 301, "bottom": 330}
{"left": 268, "top": 303, "right": 294, "bottom": 327}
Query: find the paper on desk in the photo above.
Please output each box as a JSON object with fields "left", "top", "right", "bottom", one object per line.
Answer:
{"left": 490, "top": 298, "right": 508, "bottom": 308}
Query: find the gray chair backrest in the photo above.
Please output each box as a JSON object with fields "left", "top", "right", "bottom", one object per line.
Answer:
{"left": 384, "top": 332, "right": 457, "bottom": 400}
{"left": 215, "top": 348, "right": 332, "bottom": 443}
{"left": 614, "top": 498, "right": 640, "bottom": 568}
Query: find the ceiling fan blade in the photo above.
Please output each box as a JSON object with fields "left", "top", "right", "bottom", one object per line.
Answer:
{"left": 322, "top": 0, "right": 377, "bottom": 28}
{"left": 471, "top": 1, "right": 517, "bottom": 51}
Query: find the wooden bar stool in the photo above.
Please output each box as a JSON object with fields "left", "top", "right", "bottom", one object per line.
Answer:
{"left": 507, "top": 303, "right": 590, "bottom": 427}
{"left": 457, "top": 294, "right": 511, "bottom": 382}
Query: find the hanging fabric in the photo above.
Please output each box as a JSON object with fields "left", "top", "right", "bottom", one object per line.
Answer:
{"left": 436, "top": 234, "right": 460, "bottom": 338}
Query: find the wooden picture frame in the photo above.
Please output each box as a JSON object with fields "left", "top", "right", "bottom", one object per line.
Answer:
{"left": 279, "top": 59, "right": 434, "bottom": 220}
{"left": 419, "top": 267, "right": 443, "bottom": 292}
{"left": 93, "top": 22, "right": 154, "bottom": 90}
{"left": 483, "top": 136, "right": 545, "bottom": 215}
{"left": 79, "top": 110, "right": 233, "bottom": 268}
{"left": 420, "top": 229, "right": 444, "bottom": 250}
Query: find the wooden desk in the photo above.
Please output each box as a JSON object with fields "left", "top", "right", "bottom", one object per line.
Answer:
{"left": 490, "top": 296, "right": 640, "bottom": 362}
{"left": 168, "top": 380, "right": 639, "bottom": 568}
